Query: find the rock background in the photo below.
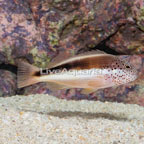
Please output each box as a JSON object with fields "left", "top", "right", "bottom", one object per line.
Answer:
{"left": 0, "top": 0, "right": 144, "bottom": 105}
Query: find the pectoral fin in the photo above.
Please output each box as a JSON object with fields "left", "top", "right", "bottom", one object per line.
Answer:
{"left": 81, "top": 88, "right": 97, "bottom": 95}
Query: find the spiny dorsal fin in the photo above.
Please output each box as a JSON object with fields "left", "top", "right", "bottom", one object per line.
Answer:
{"left": 76, "top": 49, "right": 107, "bottom": 56}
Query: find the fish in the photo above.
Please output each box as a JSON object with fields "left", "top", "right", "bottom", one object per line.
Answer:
{"left": 17, "top": 50, "right": 138, "bottom": 94}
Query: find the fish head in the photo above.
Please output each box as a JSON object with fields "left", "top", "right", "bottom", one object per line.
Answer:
{"left": 110, "top": 57, "right": 138, "bottom": 85}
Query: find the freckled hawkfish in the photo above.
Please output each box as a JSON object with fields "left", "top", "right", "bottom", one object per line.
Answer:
{"left": 17, "top": 50, "right": 138, "bottom": 94}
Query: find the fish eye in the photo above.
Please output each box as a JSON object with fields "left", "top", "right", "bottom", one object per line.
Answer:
{"left": 126, "top": 65, "right": 130, "bottom": 68}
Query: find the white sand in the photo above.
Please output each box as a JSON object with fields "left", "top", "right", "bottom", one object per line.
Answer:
{"left": 0, "top": 94, "right": 144, "bottom": 144}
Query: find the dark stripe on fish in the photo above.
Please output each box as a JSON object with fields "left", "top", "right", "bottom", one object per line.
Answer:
{"left": 34, "top": 55, "right": 116, "bottom": 76}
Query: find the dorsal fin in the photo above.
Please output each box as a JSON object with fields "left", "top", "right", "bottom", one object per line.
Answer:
{"left": 47, "top": 51, "right": 74, "bottom": 69}
{"left": 76, "top": 49, "right": 108, "bottom": 57}
{"left": 48, "top": 50, "right": 110, "bottom": 69}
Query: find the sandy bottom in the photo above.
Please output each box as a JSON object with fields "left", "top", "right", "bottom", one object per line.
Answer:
{"left": 0, "top": 94, "right": 144, "bottom": 144}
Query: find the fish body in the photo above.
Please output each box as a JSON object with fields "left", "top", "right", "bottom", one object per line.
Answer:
{"left": 17, "top": 51, "right": 138, "bottom": 93}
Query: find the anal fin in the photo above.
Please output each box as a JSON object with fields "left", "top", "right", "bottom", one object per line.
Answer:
{"left": 81, "top": 88, "right": 97, "bottom": 95}
{"left": 46, "top": 82, "right": 69, "bottom": 92}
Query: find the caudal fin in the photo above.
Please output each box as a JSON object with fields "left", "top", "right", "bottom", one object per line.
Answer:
{"left": 17, "top": 61, "right": 40, "bottom": 88}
